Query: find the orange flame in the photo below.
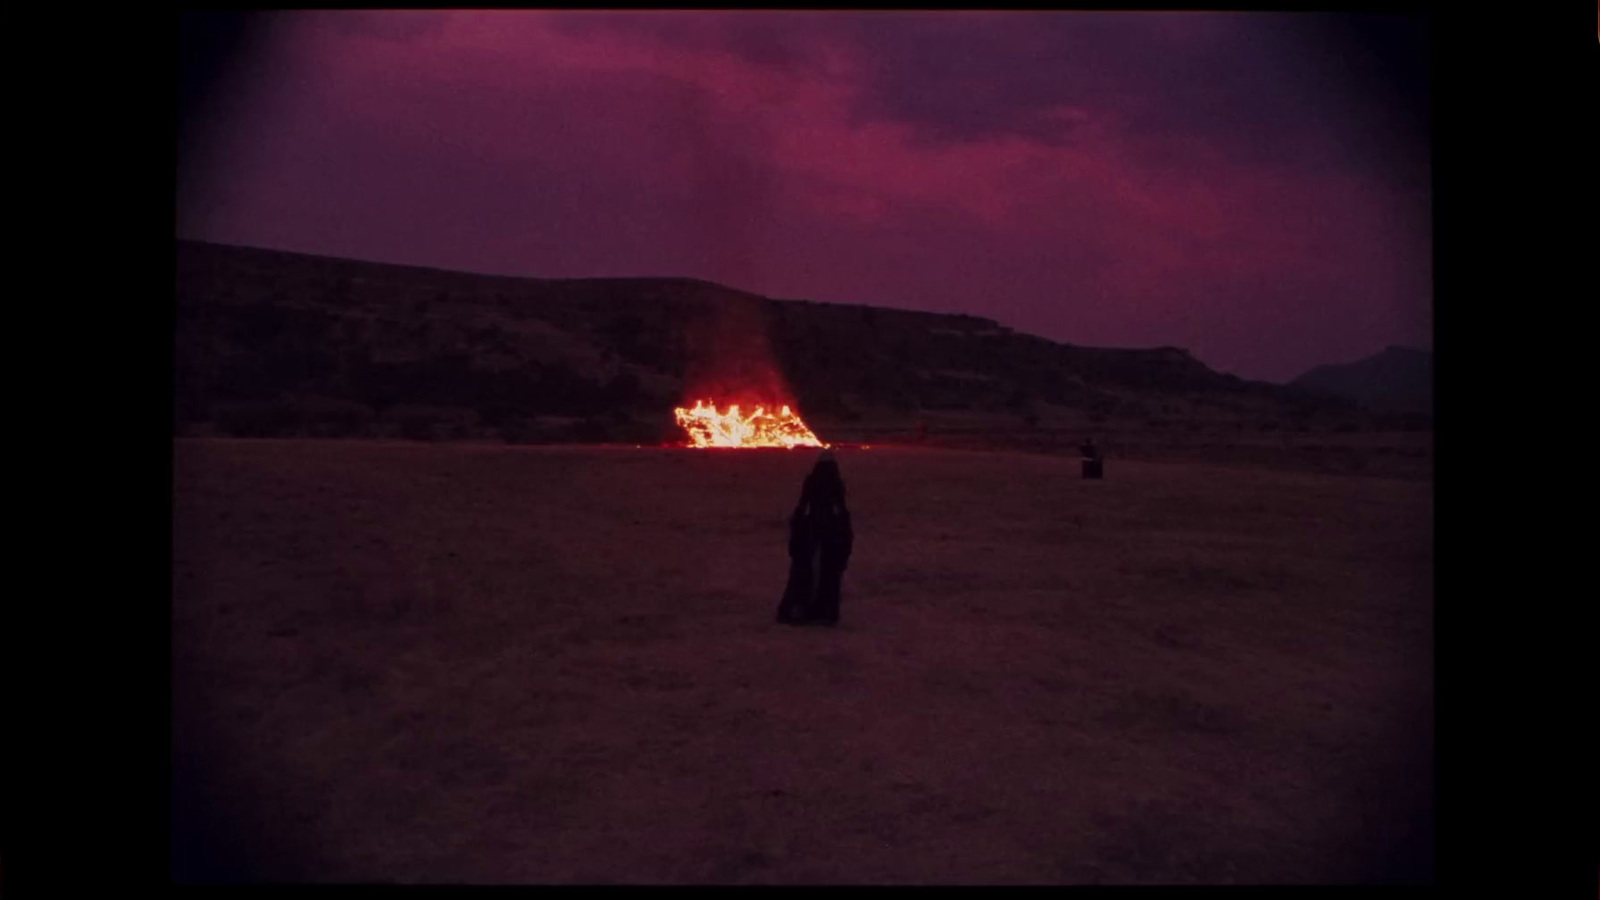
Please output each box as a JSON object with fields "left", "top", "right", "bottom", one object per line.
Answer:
{"left": 673, "top": 399, "right": 826, "bottom": 449}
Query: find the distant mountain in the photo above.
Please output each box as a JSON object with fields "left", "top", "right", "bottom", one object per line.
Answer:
{"left": 1289, "top": 346, "right": 1432, "bottom": 415}
{"left": 173, "top": 240, "right": 1355, "bottom": 443}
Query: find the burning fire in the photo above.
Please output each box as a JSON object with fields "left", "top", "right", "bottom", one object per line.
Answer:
{"left": 674, "top": 399, "right": 826, "bottom": 449}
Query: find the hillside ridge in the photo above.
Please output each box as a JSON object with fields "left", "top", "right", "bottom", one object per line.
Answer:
{"left": 175, "top": 239, "right": 1408, "bottom": 457}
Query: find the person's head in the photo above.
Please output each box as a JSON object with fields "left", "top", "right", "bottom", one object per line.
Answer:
{"left": 804, "top": 449, "right": 846, "bottom": 510}
{"left": 815, "top": 446, "right": 842, "bottom": 470}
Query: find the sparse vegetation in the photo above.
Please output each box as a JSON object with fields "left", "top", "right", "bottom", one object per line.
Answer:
{"left": 390, "top": 404, "right": 480, "bottom": 442}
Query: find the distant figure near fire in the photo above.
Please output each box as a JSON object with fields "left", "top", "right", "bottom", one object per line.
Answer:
{"left": 777, "top": 451, "right": 854, "bottom": 627}
{"left": 1081, "top": 436, "right": 1104, "bottom": 480}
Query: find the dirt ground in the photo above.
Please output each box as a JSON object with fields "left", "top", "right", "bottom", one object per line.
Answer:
{"left": 171, "top": 438, "right": 1433, "bottom": 884}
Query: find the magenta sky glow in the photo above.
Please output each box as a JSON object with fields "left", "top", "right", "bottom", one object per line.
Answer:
{"left": 177, "top": 11, "right": 1431, "bottom": 383}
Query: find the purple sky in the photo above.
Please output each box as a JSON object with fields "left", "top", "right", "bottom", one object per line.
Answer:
{"left": 177, "top": 11, "right": 1431, "bottom": 383}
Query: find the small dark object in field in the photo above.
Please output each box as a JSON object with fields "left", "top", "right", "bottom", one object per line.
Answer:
{"left": 777, "top": 450, "right": 853, "bottom": 626}
{"left": 1081, "top": 437, "right": 1104, "bottom": 479}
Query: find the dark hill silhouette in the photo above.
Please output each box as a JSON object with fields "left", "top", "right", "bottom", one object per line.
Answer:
{"left": 174, "top": 239, "right": 1358, "bottom": 446}
{"left": 1290, "top": 346, "right": 1432, "bottom": 416}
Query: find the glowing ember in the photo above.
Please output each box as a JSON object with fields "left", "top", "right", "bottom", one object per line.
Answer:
{"left": 674, "top": 399, "right": 826, "bottom": 449}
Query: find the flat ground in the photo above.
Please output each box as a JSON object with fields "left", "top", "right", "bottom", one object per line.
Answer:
{"left": 171, "top": 438, "right": 1433, "bottom": 884}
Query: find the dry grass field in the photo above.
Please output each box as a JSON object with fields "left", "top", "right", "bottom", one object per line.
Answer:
{"left": 172, "top": 438, "right": 1432, "bottom": 884}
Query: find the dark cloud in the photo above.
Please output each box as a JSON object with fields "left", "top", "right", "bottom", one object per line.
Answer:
{"left": 862, "top": 13, "right": 1425, "bottom": 188}
{"left": 548, "top": 11, "right": 1428, "bottom": 184}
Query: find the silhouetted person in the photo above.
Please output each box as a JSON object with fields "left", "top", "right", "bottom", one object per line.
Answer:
{"left": 1081, "top": 436, "right": 1104, "bottom": 479}
{"left": 777, "top": 503, "right": 814, "bottom": 624}
{"left": 777, "top": 451, "right": 853, "bottom": 626}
